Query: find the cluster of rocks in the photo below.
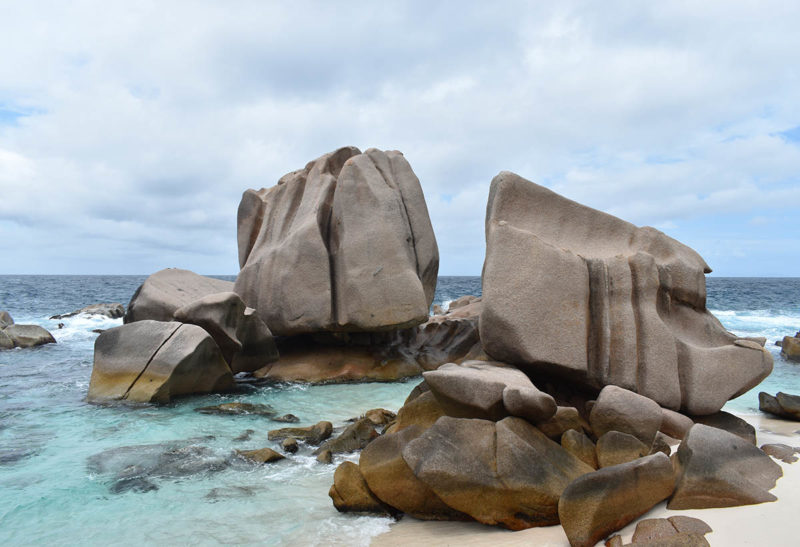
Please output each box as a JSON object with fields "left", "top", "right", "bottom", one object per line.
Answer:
{"left": 50, "top": 303, "right": 125, "bottom": 320}
{"left": 778, "top": 331, "right": 800, "bottom": 362}
{"left": 330, "top": 363, "right": 784, "bottom": 545}
{"left": 0, "top": 311, "right": 56, "bottom": 350}
{"left": 759, "top": 391, "right": 800, "bottom": 421}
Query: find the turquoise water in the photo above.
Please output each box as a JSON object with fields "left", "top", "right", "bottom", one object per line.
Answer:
{"left": 0, "top": 276, "right": 799, "bottom": 545}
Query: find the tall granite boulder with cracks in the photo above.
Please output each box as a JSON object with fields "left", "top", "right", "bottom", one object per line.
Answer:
{"left": 234, "top": 146, "right": 438, "bottom": 336}
{"left": 480, "top": 172, "right": 772, "bottom": 415}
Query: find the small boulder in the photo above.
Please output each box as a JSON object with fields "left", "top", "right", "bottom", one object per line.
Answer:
{"left": 0, "top": 311, "right": 14, "bottom": 328}
{"left": 536, "top": 406, "right": 585, "bottom": 440}
{"left": 194, "top": 402, "right": 276, "bottom": 416}
{"left": 502, "top": 385, "right": 558, "bottom": 423}
{"left": 781, "top": 335, "right": 800, "bottom": 362}
{"left": 660, "top": 408, "right": 694, "bottom": 440}
{"left": 316, "top": 449, "right": 333, "bottom": 464}
{"left": 422, "top": 361, "right": 555, "bottom": 421}
{"left": 387, "top": 391, "right": 446, "bottom": 433}
{"left": 668, "top": 424, "right": 783, "bottom": 509}
{"left": 359, "top": 425, "right": 468, "bottom": 520}
{"left": 236, "top": 447, "right": 285, "bottom": 463}
{"left": 272, "top": 414, "right": 300, "bottom": 423}
{"left": 590, "top": 385, "right": 662, "bottom": 446}
{"left": 364, "top": 408, "right": 397, "bottom": 426}
{"left": 50, "top": 303, "right": 125, "bottom": 320}
{"left": 3, "top": 324, "right": 56, "bottom": 348}
{"left": 628, "top": 516, "right": 712, "bottom": 546}
{"left": 558, "top": 453, "right": 676, "bottom": 547}
{"left": 668, "top": 515, "right": 713, "bottom": 535}
{"left": 402, "top": 416, "right": 593, "bottom": 530}
{"left": 315, "top": 418, "right": 378, "bottom": 455}
{"left": 173, "top": 291, "right": 278, "bottom": 374}
{"left": 329, "top": 461, "right": 391, "bottom": 515}
{"left": 561, "top": 429, "right": 598, "bottom": 469}
{"left": 87, "top": 321, "right": 234, "bottom": 403}
{"left": 760, "top": 443, "right": 800, "bottom": 463}
{"left": 596, "top": 431, "right": 649, "bottom": 468}
{"left": 281, "top": 438, "right": 299, "bottom": 454}
{"left": 691, "top": 411, "right": 756, "bottom": 444}
{"left": 267, "top": 421, "right": 333, "bottom": 445}
{"left": 124, "top": 268, "right": 234, "bottom": 323}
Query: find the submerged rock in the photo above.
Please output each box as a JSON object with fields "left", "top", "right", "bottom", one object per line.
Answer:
{"left": 87, "top": 320, "right": 234, "bottom": 403}
{"left": 194, "top": 402, "right": 276, "bottom": 416}
{"left": 234, "top": 146, "right": 438, "bottom": 336}
{"left": 50, "top": 302, "right": 125, "bottom": 320}
{"left": 480, "top": 171, "right": 773, "bottom": 415}
{"left": 123, "top": 268, "right": 233, "bottom": 323}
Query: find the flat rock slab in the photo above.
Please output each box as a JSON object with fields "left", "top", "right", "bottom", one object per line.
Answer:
{"left": 236, "top": 447, "right": 285, "bottom": 464}
{"left": 50, "top": 302, "right": 125, "bottom": 319}
{"left": 268, "top": 421, "right": 333, "bottom": 445}
{"left": 668, "top": 423, "right": 783, "bottom": 509}
{"left": 558, "top": 453, "right": 675, "bottom": 547}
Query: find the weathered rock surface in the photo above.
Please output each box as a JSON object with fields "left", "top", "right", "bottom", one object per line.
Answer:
{"left": 561, "top": 429, "right": 598, "bottom": 469}
{"left": 386, "top": 391, "right": 446, "bottom": 434}
{"left": 0, "top": 329, "right": 14, "bottom": 349}
{"left": 0, "top": 311, "right": 13, "bottom": 328}
{"left": 234, "top": 146, "right": 438, "bottom": 336}
{"left": 329, "top": 461, "right": 391, "bottom": 515}
{"left": 690, "top": 411, "right": 756, "bottom": 444}
{"left": 315, "top": 418, "right": 379, "bottom": 455}
{"left": 596, "top": 431, "right": 649, "bottom": 468}
{"left": 590, "top": 385, "right": 663, "bottom": 446}
{"left": 2, "top": 324, "right": 57, "bottom": 348}
{"left": 236, "top": 447, "right": 285, "bottom": 464}
{"left": 759, "top": 391, "right": 800, "bottom": 421}
{"left": 536, "top": 406, "right": 586, "bottom": 440}
{"left": 660, "top": 408, "right": 694, "bottom": 440}
{"left": 480, "top": 171, "right": 773, "bottom": 415}
{"left": 359, "top": 425, "right": 468, "bottom": 520}
{"left": 281, "top": 438, "right": 299, "bottom": 453}
{"left": 618, "top": 516, "right": 712, "bottom": 546}
{"left": 760, "top": 443, "right": 800, "bottom": 463}
{"left": 124, "top": 268, "right": 233, "bottom": 323}
{"left": 781, "top": 335, "right": 800, "bottom": 362}
{"left": 50, "top": 302, "right": 125, "bottom": 319}
{"left": 267, "top": 421, "right": 333, "bottom": 445}
{"left": 558, "top": 453, "right": 675, "bottom": 547}
{"left": 173, "top": 291, "right": 278, "bottom": 374}
{"left": 402, "top": 416, "right": 593, "bottom": 530}
{"left": 422, "top": 361, "right": 556, "bottom": 421}
{"left": 668, "top": 424, "right": 782, "bottom": 509}
{"left": 194, "top": 402, "right": 275, "bottom": 416}
{"left": 87, "top": 320, "right": 234, "bottom": 403}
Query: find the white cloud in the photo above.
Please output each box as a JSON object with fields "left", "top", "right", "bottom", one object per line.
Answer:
{"left": 0, "top": 1, "right": 799, "bottom": 274}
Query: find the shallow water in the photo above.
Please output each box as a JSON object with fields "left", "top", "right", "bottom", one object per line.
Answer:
{"left": 0, "top": 275, "right": 798, "bottom": 545}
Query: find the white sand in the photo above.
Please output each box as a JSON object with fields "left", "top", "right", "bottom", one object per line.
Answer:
{"left": 372, "top": 413, "right": 800, "bottom": 546}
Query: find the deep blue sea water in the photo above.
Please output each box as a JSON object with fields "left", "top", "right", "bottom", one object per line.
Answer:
{"left": 0, "top": 275, "right": 798, "bottom": 546}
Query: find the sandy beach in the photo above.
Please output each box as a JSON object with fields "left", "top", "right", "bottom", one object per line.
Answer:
{"left": 373, "top": 413, "right": 800, "bottom": 547}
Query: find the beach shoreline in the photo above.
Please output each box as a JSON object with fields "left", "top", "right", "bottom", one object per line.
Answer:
{"left": 372, "top": 412, "right": 800, "bottom": 547}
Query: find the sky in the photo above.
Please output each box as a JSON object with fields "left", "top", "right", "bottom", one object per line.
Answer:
{"left": 1, "top": 1, "right": 799, "bottom": 276}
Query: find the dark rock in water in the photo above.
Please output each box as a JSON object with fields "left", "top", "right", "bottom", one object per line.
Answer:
{"left": 479, "top": 171, "right": 772, "bottom": 415}
{"left": 92, "top": 329, "right": 105, "bottom": 334}
{"left": 315, "top": 418, "right": 379, "bottom": 455}
{"left": 759, "top": 391, "right": 800, "bottom": 421}
{"left": 233, "top": 429, "right": 255, "bottom": 442}
{"left": 205, "top": 486, "right": 257, "bottom": 501}
{"left": 272, "top": 414, "right": 300, "bottom": 423}
{"left": 281, "top": 438, "right": 299, "bottom": 454}
{"left": 194, "top": 402, "right": 276, "bottom": 416}
{"left": 760, "top": 443, "right": 800, "bottom": 463}
{"left": 124, "top": 268, "right": 234, "bottom": 324}
{"left": 235, "top": 146, "right": 438, "bottom": 337}
{"left": 87, "top": 441, "right": 231, "bottom": 493}
{"left": 87, "top": 320, "right": 234, "bottom": 403}
{"left": 50, "top": 302, "right": 125, "bottom": 320}
{"left": 0, "top": 447, "right": 39, "bottom": 465}
{"left": 668, "top": 424, "right": 782, "bottom": 509}
{"left": 316, "top": 449, "right": 333, "bottom": 464}
{"left": 558, "top": 453, "right": 675, "bottom": 547}
{"left": 691, "top": 411, "right": 756, "bottom": 444}
{"left": 268, "top": 421, "right": 333, "bottom": 445}
{"left": 236, "top": 447, "right": 285, "bottom": 464}
{"left": 2, "top": 324, "right": 56, "bottom": 348}
{"left": 0, "top": 311, "right": 13, "bottom": 328}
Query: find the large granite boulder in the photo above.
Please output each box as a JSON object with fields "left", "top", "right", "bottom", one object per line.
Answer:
{"left": 558, "top": 453, "right": 676, "bottom": 547}
{"left": 234, "top": 146, "right": 438, "bottom": 336}
{"left": 422, "top": 361, "right": 556, "bottom": 422}
{"left": 124, "top": 269, "right": 233, "bottom": 323}
{"left": 668, "top": 424, "right": 782, "bottom": 509}
{"left": 2, "top": 324, "right": 56, "bottom": 348}
{"left": 480, "top": 172, "right": 772, "bottom": 415}
{"left": 87, "top": 320, "right": 234, "bottom": 403}
{"left": 329, "top": 461, "right": 392, "bottom": 515}
{"left": 173, "top": 292, "right": 278, "bottom": 374}
{"left": 401, "top": 416, "right": 593, "bottom": 530}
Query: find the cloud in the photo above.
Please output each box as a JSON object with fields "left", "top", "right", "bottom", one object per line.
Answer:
{"left": 0, "top": 1, "right": 799, "bottom": 275}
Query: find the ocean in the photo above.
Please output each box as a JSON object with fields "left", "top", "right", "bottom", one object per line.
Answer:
{"left": 0, "top": 275, "right": 798, "bottom": 546}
